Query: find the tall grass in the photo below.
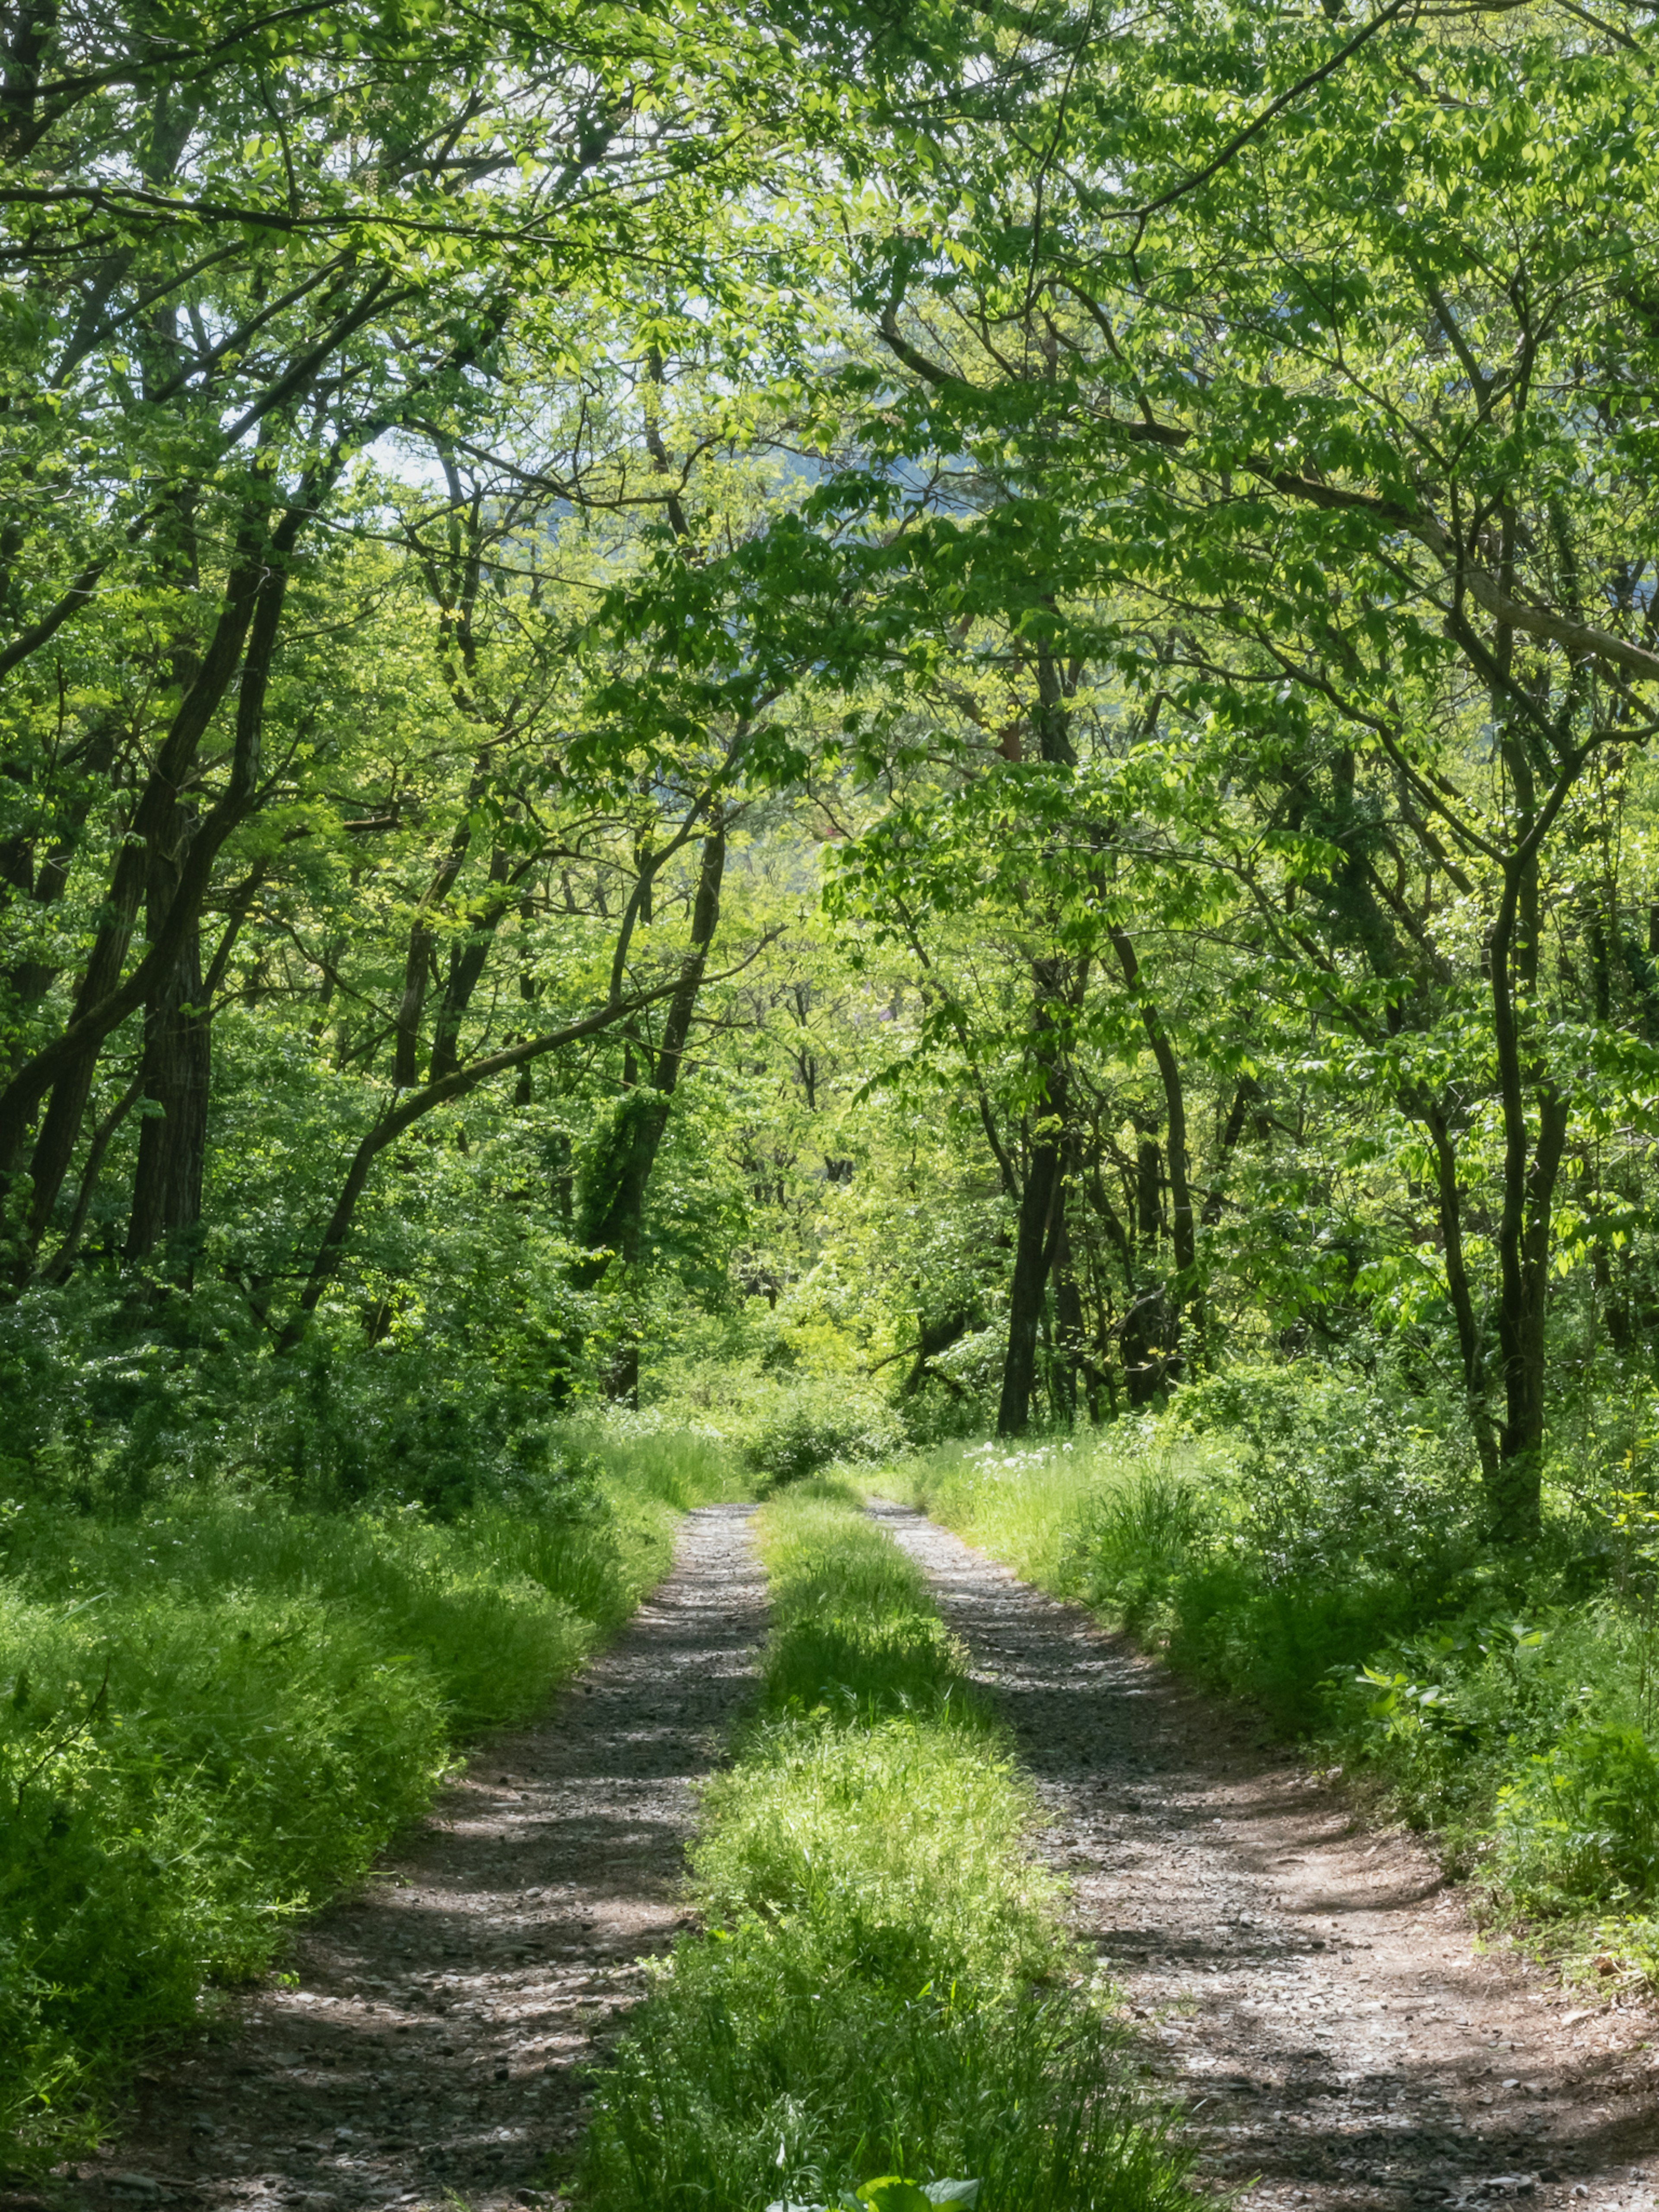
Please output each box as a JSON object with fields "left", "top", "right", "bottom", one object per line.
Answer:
{"left": 0, "top": 1427, "right": 741, "bottom": 2164}
{"left": 894, "top": 1430, "right": 1174, "bottom": 1598}
{"left": 578, "top": 1478, "right": 1201, "bottom": 2212}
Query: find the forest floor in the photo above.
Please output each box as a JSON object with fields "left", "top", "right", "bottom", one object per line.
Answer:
{"left": 11, "top": 1495, "right": 1659, "bottom": 2212}
{"left": 14, "top": 1503, "right": 766, "bottom": 2212}
{"left": 868, "top": 1500, "right": 1659, "bottom": 2212}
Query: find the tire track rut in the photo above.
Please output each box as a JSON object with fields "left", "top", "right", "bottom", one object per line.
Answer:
{"left": 872, "top": 1500, "right": 1659, "bottom": 2212}
{"left": 45, "top": 1503, "right": 765, "bottom": 2212}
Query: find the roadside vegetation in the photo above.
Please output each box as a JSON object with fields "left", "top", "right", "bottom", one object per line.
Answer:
{"left": 0, "top": 1427, "right": 740, "bottom": 2164}
{"left": 578, "top": 1478, "right": 1200, "bottom": 2212}
{"left": 894, "top": 1363, "right": 1659, "bottom": 1990}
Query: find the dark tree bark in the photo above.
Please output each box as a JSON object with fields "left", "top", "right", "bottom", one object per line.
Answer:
{"left": 124, "top": 913, "right": 208, "bottom": 1263}
{"left": 1110, "top": 924, "right": 1196, "bottom": 1338}
{"left": 1051, "top": 1206, "right": 1085, "bottom": 1423}
{"left": 997, "top": 1129, "right": 1062, "bottom": 1434}
{"left": 1120, "top": 1125, "right": 1169, "bottom": 1406}
{"left": 1418, "top": 1100, "right": 1500, "bottom": 1490}
{"left": 574, "top": 817, "right": 728, "bottom": 1297}
{"left": 125, "top": 794, "right": 211, "bottom": 1265}
{"left": 997, "top": 972, "right": 1066, "bottom": 1436}
{"left": 3, "top": 470, "right": 304, "bottom": 1255}
{"left": 394, "top": 785, "right": 480, "bottom": 1087}
{"left": 1489, "top": 834, "right": 1571, "bottom": 1540}
{"left": 995, "top": 644, "right": 1084, "bottom": 1435}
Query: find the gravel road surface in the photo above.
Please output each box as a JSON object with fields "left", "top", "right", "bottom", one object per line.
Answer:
{"left": 872, "top": 1500, "right": 1659, "bottom": 2212}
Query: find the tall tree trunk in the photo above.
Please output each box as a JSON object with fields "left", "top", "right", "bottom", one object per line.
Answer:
{"left": 125, "top": 790, "right": 213, "bottom": 1265}
{"left": 1486, "top": 785, "right": 1570, "bottom": 1541}
{"left": 997, "top": 1125, "right": 1062, "bottom": 1436}
{"left": 125, "top": 927, "right": 208, "bottom": 1264}
{"left": 997, "top": 969, "right": 1066, "bottom": 1437}
{"left": 1418, "top": 1100, "right": 1500, "bottom": 1490}
{"left": 3, "top": 471, "right": 297, "bottom": 1248}
{"left": 1051, "top": 1206, "right": 1084, "bottom": 1424}
{"left": 573, "top": 817, "right": 727, "bottom": 1304}
{"left": 1122, "top": 1125, "right": 1167, "bottom": 1406}
{"left": 1110, "top": 923, "right": 1197, "bottom": 1375}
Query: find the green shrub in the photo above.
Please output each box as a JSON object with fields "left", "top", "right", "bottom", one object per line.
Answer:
{"left": 1494, "top": 1723, "right": 1659, "bottom": 1912}
{"left": 907, "top": 1368, "right": 1484, "bottom": 1731}
{"left": 744, "top": 1386, "right": 904, "bottom": 1485}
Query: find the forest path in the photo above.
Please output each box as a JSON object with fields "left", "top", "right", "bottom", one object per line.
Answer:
{"left": 871, "top": 1500, "right": 1659, "bottom": 2212}
{"left": 67, "top": 1502, "right": 766, "bottom": 2212}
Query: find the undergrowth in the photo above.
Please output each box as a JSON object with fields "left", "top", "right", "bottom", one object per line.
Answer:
{"left": 578, "top": 1478, "right": 1201, "bottom": 2212}
{"left": 892, "top": 1363, "right": 1659, "bottom": 1993}
{"left": 0, "top": 1423, "right": 739, "bottom": 2165}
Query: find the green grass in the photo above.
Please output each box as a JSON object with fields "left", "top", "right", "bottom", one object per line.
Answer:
{"left": 891, "top": 1434, "right": 1159, "bottom": 1599}
{"left": 891, "top": 1402, "right": 1484, "bottom": 1734}
{"left": 0, "top": 1429, "right": 738, "bottom": 2164}
{"left": 577, "top": 1476, "right": 1201, "bottom": 2212}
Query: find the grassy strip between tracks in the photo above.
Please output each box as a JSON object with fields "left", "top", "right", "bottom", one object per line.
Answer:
{"left": 0, "top": 1428, "right": 739, "bottom": 2167}
{"left": 577, "top": 1477, "right": 1201, "bottom": 2212}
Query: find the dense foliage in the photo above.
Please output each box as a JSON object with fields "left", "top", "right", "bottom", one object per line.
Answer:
{"left": 8, "top": 0, "right": 1659, "bottom": 1526}
{"left": 10, "top": 0, "right": 1659, "bottom": 2166}
{"left": 0, "top": 1427, "right": 736, "bottom": 2156}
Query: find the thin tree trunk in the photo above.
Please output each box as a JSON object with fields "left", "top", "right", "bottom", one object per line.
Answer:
{"left": 278, "top": 929, "right": 742, "bottom": 1355}
{"left": 428, "top": 844, "right": 517, "bottom": 1083}
{"left": 1420, "top": 1100, "right": 1500, "bottom": 1489}
{"left": 573, "top": 817, "right": 727, "bottom": 1294}
{"left": 997, "top": 1126, "right": 1062, "bottom": 1436}
{"left": 1487, "top": 831, "right": 1569, "bottom": 1541}
{"left": 1051, "top": 1206, "right": 1084, "bottom": 1424}
{"left": 126, "top": 812, "right": 210, "bottom": 1265}
{"left": 1110, "top": 923, "right": 1197, "bottom": 1374}
{"left": 38, "top": 1071, "right": 144, "bottom": 1284}
{"left": 997, "top": 969, "right": 1066, "bottom": 1436}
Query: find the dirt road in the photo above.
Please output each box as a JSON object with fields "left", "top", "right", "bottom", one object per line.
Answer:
{"left": 27, "top": 1494, "right": 1659, "bottom": 2212}
{"left": 872, "top": 1501, "right": 1659, "bottom": 2212}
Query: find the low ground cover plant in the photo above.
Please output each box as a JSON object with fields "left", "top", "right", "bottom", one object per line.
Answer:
{"left": 0, "top": 1425, "right": 737, "bottom": 2165}
{"left": 896, "top": 1366, "right": 1659, "bottom": 1978}
{"left": 578, "top": 1479, "right": 1200, "bottom": 2212}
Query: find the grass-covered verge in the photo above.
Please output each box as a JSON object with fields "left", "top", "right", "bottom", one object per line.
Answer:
{"left": 577, "top": 1478, "right": 1203, "bottom": 2212}
{"left": 0, "top": 1428, "right": 740, "bottom": 2168}
{"left": 890, "top": 1365, "right": 1659, "bottom": 1996}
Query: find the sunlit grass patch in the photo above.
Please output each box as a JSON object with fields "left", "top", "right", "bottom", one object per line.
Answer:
{"left": 694, "top": 1715, "right": 1066, "bottom": 1995}
{"left": 759, "top": 1479, "right": 969, "bottom": 1714}
{"left": 578, "top": 1480, "right": 1200, "bottom": 2212}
